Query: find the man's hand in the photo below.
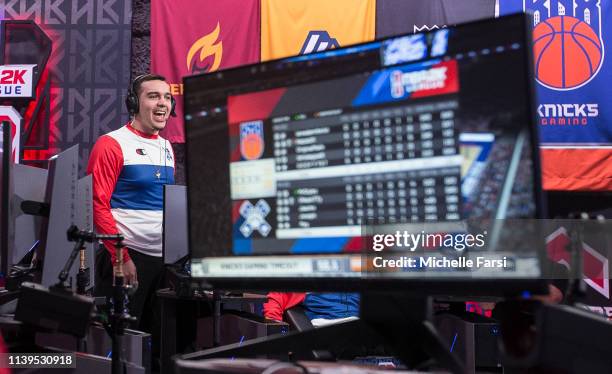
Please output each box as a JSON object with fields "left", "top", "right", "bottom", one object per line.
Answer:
{"left": 114, "top": 259, "right": 138, "bottom": 286}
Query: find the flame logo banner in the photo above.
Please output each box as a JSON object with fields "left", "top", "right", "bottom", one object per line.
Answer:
{"left": 186, "top": 22, "right": 223, "bottom": 73}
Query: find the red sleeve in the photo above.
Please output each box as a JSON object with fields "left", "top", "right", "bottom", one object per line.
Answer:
{"left": 86, "top": 135, "right": 131, "bottom": 264}
{"left": 263, "top": 292, "right": 306, "bottom": 321}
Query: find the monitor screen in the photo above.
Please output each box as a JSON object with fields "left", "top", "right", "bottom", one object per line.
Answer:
{"left": 184, "top": 14, "right": 546, "bottom": 293}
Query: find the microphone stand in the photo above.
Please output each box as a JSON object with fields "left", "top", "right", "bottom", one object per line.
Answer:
{"left": 564, "top": 213, "right": 607, "bottom": 306}
{"left": 77, "top": 246, "right": 90, "bottom": 295}
{"left": 111, "top": 239, "right": 136, "bottom": 374}
{"left": 54, "top": 237, "right": 86, "bottom": 291}
{"left": 63, "top": 225, "right": 134, "bottom": 374}
{"left": 564, "top": 213, "right": 589, "bottom": 305}
{"left": 53, "top": 236, "right": 90, "bottom": 352}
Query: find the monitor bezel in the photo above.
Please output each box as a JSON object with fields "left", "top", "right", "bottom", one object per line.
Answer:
{"left": 0, "top": 121, "right": 12, "bottom": 278}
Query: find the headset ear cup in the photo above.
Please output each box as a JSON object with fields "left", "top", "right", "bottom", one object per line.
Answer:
{"left": 170, "top": 96, "right": 177, "bottom": 117}
{"left": 127, "top": 74, "right": 147, "bottom": 116}
{"left": 125, "top": 90, "right": 138, "bottom": 115}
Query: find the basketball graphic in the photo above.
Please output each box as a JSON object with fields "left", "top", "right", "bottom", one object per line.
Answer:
{"left": 240, "top": 121, "right": 265, "bottom": 160}
{"left": 533, "top": 15, "right": 603, "bottom": 90}
{"left": 242, "top": 134, "right": 263, "bottom": 160}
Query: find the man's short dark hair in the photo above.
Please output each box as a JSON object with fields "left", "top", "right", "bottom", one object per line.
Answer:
{"left": 126, "top": 73, "right": 174, "bottom": 117}
{"left": 132, "top": 73, "right": 167, "bottom": 97}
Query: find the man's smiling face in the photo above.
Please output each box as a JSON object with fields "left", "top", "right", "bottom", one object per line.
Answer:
{"left": 134, "top": 79, "right": 172, "bottom": 135}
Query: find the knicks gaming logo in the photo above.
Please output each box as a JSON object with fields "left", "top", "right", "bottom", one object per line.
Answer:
{"left": 240, "top": 121, "right": 264, "bottom": 160}
{"left": 527, "top": 0, "right": 604, "bottom": 91}
{"left": 299, "top": 31, "right": 340, "bottom": 55}
{"left": 187, "top": 22, "right": 223, "bottom": 73}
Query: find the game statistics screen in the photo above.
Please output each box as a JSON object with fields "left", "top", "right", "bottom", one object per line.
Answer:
{"left": 185, "top": 14, "right": 545, "bottom": 285}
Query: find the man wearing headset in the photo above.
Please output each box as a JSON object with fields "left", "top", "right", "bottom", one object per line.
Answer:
{"left": 87, "top": 74, "right": 175, "bottom": 331}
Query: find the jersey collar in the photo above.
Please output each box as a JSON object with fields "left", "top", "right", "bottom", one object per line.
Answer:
{"left": 126, "top": 122, "right": 159, "bottom": 139}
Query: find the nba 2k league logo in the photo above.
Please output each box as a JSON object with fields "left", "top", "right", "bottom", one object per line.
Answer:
{"left": 390, "top": 66, "right": 449, "bottom": 98}
{"left": 299, "top": 31, "right": 340, "bottom": 54}
{"left": 528, "top": 0, "right": 604, "bottom": 91}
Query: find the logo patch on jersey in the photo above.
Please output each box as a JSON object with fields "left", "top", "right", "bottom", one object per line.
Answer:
{"left": 240, "top": 120, "right": 264, "bottom": 160}
{"left": 299, "top": 31, "right": 340, "bottom": 55}
{"left": 136, "top": 148, "right": 147, "bottom": 156}
{"left": 165, "top": 148, "right": 173, "bottom": 161}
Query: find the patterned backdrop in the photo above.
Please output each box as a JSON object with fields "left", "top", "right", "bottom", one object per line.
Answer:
{"left": 0, "top": 0, "right": 132, "bottom": 176}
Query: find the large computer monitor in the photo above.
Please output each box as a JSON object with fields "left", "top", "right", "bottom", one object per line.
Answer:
{"left": 11, "top": 164, "right": 47, "bottom": 265}
{"left": 184, "top": 14, "right": 547, "bottom": 294}
{"left": 38, "top": 145, "right": 79, "bottom": 287}
{"left": 163, "top": 185, "right": 189, "bottom": 265}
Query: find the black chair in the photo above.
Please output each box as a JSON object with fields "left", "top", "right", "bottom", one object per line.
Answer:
{"left": 283, "top": 305, "right": 314, "bottom": 332}
{"left": 283, "top": 305, "right": 333, "bottom": 360}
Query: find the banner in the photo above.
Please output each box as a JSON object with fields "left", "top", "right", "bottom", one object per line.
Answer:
{"left": 376, "top": 0, "right": 496, "bottom": 38}
{"left": 151, "top": 0, "right": 261, "bottom": 143}
{"left": 499, "top": 0, "right": 612, "bottom": 190}
{"left": 261, "top": 0, "right": 376, "bottom": 61}
{"left": 0, "top": 2, "right": 132, "bottom": 173}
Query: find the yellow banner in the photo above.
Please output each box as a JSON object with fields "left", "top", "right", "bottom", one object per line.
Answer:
{"left": 261, "top": 0, "right": 376, "bottom": 61}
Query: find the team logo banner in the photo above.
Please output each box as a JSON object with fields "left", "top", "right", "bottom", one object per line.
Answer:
{"left": 151, "top": 0, "right": 261, "bottom": 143}
{"left": 261, "top": 0, "right": 376, "bottom": 61}
{"left": 499, "top": 0, "right": 612, "bottom": 190}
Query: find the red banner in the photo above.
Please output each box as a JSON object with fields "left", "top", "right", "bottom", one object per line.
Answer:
{"left": 151, "top": 0, "right": 261, "bottom": 143}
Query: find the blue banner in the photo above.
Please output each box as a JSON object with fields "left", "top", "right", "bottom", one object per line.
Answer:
{"left": 499, "top": 0, "right": 612, "bottom": 190}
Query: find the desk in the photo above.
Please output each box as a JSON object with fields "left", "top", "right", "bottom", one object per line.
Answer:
{"left": 157, "top": 288, "right": 269, "bottom": 374}
{"left": 175, "top": 358, "right": 422, "bottom": 374}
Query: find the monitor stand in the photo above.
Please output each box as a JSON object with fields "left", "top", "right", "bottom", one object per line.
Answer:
{"left": 178, "top": 292, "right": 465, "bottom": 374}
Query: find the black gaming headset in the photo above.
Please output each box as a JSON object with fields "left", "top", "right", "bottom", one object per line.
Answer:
{"left": 125, "top": 74, "right": 177, "bottom": 117}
